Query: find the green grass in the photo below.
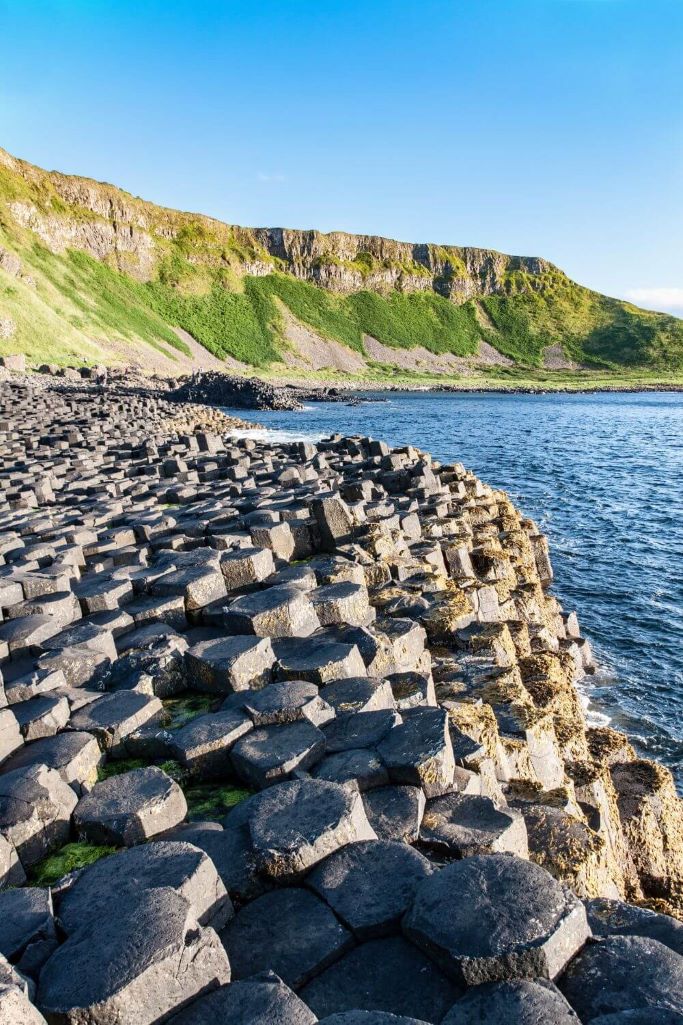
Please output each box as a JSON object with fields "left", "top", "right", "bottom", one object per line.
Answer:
{"left": 97, "top": 757, "right": 147, "bottom": 781}
{"left": 29, "top": 842, "right": 118, "bottom": 886}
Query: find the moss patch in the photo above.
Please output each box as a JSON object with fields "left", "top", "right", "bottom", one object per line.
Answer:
{"left": 97, "top": 757, "right": 147, "bottom": 781}
{"left": 184, "top": 782, "right": 252, "bottom": 822}
{"left": 29, "top": 842, "right": 118, "bottom": 887}
{"left": 161, "top": 692, "right": 218, "bottom": 730}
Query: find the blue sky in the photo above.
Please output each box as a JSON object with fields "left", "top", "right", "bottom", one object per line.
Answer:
{"left": 1, "top": 0, "right": 681, "bottom": 312}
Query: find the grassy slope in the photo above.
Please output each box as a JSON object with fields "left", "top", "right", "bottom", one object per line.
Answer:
{"left": 1, "top": 151, "right": 683, "bottom": 376}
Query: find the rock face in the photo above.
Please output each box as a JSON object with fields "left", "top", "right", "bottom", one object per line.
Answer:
{"left": 0, "top": 376, "right": 681, "bottom": 1022}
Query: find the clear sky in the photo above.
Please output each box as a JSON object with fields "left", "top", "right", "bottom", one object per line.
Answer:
{"left": 1, "top": 0, "right": 681, "bottom": 313}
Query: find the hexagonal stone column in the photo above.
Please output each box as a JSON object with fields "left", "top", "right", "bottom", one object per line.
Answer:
{"left": 73, "top": 766, "right": 187, "bottom": 846}
{"left": 248, "top": 779, "right": 377, "bottom": 881}
{"left": 403, "top": 854, "right": 590, "bottom": 985}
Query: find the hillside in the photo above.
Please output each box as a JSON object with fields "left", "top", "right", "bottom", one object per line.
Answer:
{"left": 1, "top": 145, "right": 682, "bottom": 380}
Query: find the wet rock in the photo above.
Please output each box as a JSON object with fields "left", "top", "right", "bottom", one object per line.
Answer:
{"left": 403, "top": 853, "right": 590, "bottom": 985}
{"left": 73, "top": 766, "right": 187, "bottom": 845}
{"left": 221, "top": 887, "right": 353, "bottom": 988}
{"left": 37, "top": 887, "right": 230, "bottom": 1025}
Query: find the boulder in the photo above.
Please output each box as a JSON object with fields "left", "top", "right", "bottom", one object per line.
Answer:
{"left": 170, "top": 710, "right": 253, "bottom": 777}
{"left": 377, "top": 707, "right": 455, "bottom": 797}
{"left": 585, "top": 897, "right": 683, "bottom": 956}
{"left": 224, "top": 586, "right": 320, "bottom": 638}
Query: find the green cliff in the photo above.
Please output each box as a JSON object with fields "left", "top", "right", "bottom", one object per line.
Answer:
{"left": 1, "top": 145, "right": 681, "bottom": 379}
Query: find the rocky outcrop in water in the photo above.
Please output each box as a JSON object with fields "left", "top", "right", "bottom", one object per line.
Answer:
{"left": 0, "top": 377, "right": 682, "bottom": 1023}
{"left": 171, "top": 371, "right": 304, "bottom": 411}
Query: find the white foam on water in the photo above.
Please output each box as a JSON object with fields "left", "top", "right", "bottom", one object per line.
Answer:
{"left": 227, "top": 425, "right": 326, "bottom": 444}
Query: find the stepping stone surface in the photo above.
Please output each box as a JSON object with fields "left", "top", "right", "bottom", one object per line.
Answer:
{"left": 170, "top": 972, "right": 317, "bottom": 1025}
{"left": 558, "top": 935, "right": 683, "bottom": 1020}
{"left": 57, "top": 840, "right": 230, "bottom": 933}
{"left": 300, "top": 935, "right": 461, "bottom": 1023}
{"left": 419, "top": 792, "right": 529, "bottom": 858}
{"left": 441, "top": 979, "right": 580, "bottom": 1025}
{"left": 73, "top": 766, "right": 187, "bottom": 846}
{"left": 307, "top": 839, "right": 434, "bottom": 938}
{"left": 38, "top": 887, "right": 230, "bottom": 1025}
{"left": 403, "top": 853, "right": 590, "bottom": 985}
{"left": 221, "top": 887, "right": 353, "bottom": 988}
{"left": 248, "top": 779, "right": 377, "bottom": 880}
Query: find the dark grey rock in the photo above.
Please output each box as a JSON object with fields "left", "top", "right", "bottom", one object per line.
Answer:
{"left": 73, "top": 766, "right": 187, "bottom": 845}
{"left": 231, "top": 720, "right": 326, "bottom": 789}
{"left": 221, "top": 887, "right": 353, "bottom": 989}
{"left": 274, "top": 638, "right": 367, "bottom": 685}
{"left": 441, "top": 979, "right": 579, "bottom": 1025}
{"left": 0, "top": 764, "right": 77, "bottom": 868}
{"left": 307, "top": 839, "right": 433, "bottom": 938}
{"left": 323, "top": 710, "right": 400, "bottom": 754}
{"left": 57, "top": 839, "right": 231, "bottom": 934}
{"left": 244, "top": 680, "right": 335, "bottom": 727}
{"left": 558, "top": 936, "right": 683, "bottom": 1020}
{"left": 169, "top": 971, "right": 317, "bottom": 1025}
{"left": 403, "top": 854, "right": 590, "bottom": 985}
{"left": 38, "top": 887, "right": 230, "bottom": 1025}
{"left": 0, "top": 731, "right": 101, "bottom": 794}
{"left": 313, "top": 748, "right": 389, "bottom": 790}
{"left": 68, "top": 691, "right": 163, "bottom": 755}
{"left": 585, "top": 897, "right": 683, "bottom": 956}
{"left": 169, "top": 710, "right": 253, "bottom": 777}
{"left": 224, "top": 586, "right": 320, "bottom": 638}
{"left": 377, "top": 707, "right": 455, "bottom": 797}
{"left": 248, "top": 779, "right": 377, "bottom": 880}
{"left": 419, "top": 793, "right": 529, "bottom": 858}
{"left": 300, "top": 936, "right": 460, "bottom": 1022}
{"left": 321, "top": 677, "right": 396, "bottom": 715}
{"left": 362, "top": 785, "right": 425, "bottom": 842}
{"left": 318, "top": 1015, "right": 431, "bottom": 1025}
{"left": 0, "top": 887, "right": 55, "bottom": 964}
{"left": 186, "top": 635, "right": 275, "bottom": 694}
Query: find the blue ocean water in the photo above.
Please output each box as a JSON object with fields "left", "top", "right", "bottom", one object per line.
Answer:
{"left": 226, "top": 390, "right": 683, "bottom": 785}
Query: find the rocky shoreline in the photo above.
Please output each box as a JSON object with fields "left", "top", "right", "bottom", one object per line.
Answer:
{"left": 0, "top": 371, "right": 682, "bottom": 1023}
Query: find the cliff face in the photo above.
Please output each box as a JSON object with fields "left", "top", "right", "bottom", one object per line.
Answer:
{"left": 1, "top": 144, "right": 682, "bottom": 374}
